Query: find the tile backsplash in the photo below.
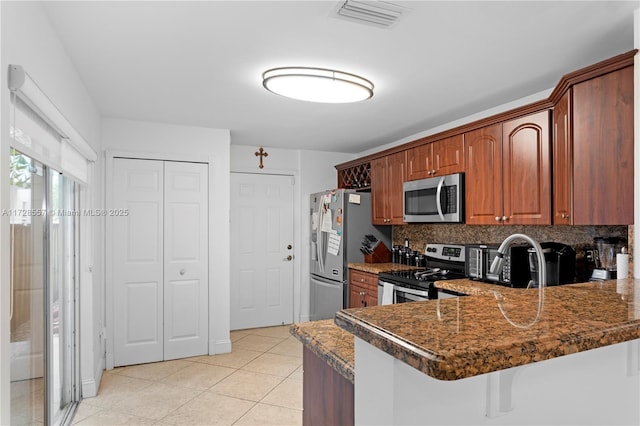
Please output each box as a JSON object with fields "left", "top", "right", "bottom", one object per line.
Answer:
{"left": 393, "top": 224, "right": 630, "bottom": 282}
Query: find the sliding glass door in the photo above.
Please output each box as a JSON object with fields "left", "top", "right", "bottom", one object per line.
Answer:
{"left": 48, "top": 169, "right": 76, "bottom": 424}
{"left": 10, "top": 149, "right": 77, "bottom": 425}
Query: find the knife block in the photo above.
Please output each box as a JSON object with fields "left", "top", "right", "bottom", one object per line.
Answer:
{"left": 364, "top": 242, "right": 391, "bottom": 263}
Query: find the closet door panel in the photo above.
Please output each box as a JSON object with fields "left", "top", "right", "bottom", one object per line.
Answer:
{"left": 113, "top": 158, "right": 164, "bottom": 367}
{"left": 163, "top": 161, "right": 209, "bottom": 360}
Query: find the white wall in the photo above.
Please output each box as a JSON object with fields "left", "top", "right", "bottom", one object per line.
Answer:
{"left": 0, "top": 1, "right": 103, "bottom": 420}
{"left": 230, "top": 145, "right": 353, "bottom": 322}
{"left": 101, "top": 118, "right": 232, "bottom": 359}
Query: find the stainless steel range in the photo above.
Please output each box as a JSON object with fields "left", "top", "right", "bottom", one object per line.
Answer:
{"left": 378, "top": 243, "right": 467, "bottom": 304}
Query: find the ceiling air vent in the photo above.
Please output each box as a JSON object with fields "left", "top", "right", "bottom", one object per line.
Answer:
{"left": 333, "top": 0, "right": 409, "bottom": 29}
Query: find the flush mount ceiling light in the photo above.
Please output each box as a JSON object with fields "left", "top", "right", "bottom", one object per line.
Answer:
{"left": 262, "top": 67, "right": 374, "bottom": 103}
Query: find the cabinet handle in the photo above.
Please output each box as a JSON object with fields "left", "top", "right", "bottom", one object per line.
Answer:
{"left": 561, "top": 213, "right": 570, "bottom": 219}
{"left": 360, "top": 278, "right": 365, "bottom": 282}
{"left": 502, "top": 216, "right": 508, "bottom": 222}
{"left": 495, "top": 216, "right": 501, "bottom": 222}
{"left": 360, "top": 291, "right": 366, "bottom": 296}
{"left": 432, "top": 169, "right": 436, "bottom": 175}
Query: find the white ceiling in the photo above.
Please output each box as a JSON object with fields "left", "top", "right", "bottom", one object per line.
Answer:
{"left": 41, "top": 1, "right": 638, "bottom": 154}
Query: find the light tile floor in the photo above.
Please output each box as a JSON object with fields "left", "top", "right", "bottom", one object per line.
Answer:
{"left": 73, "top": 325, "right": 303, "bottom": 426}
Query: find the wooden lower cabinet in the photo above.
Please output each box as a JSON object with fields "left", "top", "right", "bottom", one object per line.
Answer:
{"left": 348, "top": 269, "right": 378, "bottom": 308}
{"left": 303, "top": 347, "right": 354, "bottom": 426}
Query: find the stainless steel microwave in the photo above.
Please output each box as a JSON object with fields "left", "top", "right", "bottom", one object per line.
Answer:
{"left": 403, "top": 173, "right": 464, "bottom": 223}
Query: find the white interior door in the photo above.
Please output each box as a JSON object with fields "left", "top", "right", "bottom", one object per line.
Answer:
{"left": 113, "top": 158, "right": 164, "bottom": 366}
{"left": 112, "top": 158, "right": 208, "bottom": 366}
{"left": 230, "top": 173, "right": 294, "bottom": 330}
{"left": 163, "top": 161, "right": 208, "bottom": 360}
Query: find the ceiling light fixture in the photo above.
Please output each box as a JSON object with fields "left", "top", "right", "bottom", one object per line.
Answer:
{"left": 262, "top": 67, "right": 374, "bottom": 103}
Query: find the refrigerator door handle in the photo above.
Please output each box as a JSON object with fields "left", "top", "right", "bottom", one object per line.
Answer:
{"left": 317, "top": 199, "right": 325, "bottom": 272}
{"left": 310, "top": 274, "right": 342, "bottom": 286}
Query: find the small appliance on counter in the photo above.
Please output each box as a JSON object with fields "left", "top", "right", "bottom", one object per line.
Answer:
{"left": 527, "top": 242, "right": 576, "bottom": 287}
{"left": 466, "top": 242, "right": 576, "bottom": 288}
{"left": 465, "top": 243, "right": 531, "bottom": 287}
{"left": 590, "top": 237, "right": 627, "bottom": 280}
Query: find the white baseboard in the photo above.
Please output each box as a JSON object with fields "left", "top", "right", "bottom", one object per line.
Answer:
{"left": 81, "top": 357, "right": 105, "bottom": 398}
{"left": 210, "top": 339, "right": 231, "bottom": 355}
{"left": 298, "top": 314, "right": 311, "bottom": 323}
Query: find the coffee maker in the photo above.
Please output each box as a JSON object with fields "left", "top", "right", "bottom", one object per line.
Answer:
{"left": 590, "top": 237, "right": 626, "bottom": 280}
{"left": 527, "top": 242, "right": 576, "bottom": 287}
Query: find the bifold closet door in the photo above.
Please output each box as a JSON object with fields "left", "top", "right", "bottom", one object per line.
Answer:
{"left": 163, "top": 161, "right": 208, "bottom": 360}
{"left": 112, "top": 158, "right": 208, "bottom": 367}
{"left": 113, "top": 159, "right": 165, "bottom": 366}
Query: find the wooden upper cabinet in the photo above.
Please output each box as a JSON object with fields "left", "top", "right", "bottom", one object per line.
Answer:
{"left": 567, "top": 66, "right": 634, "bottom": 225}
{"left": 406, "top": 135, "right": 464, "bottom": 181}
{"left": 502, "top": 110, "right": 551, "bottom": 225}
{"left": 553, "top": 89, "right": 573, "bottom": 224}
{"left": 464, "top": 124, "right": 503, "bottom": 225}
{"left": 465, "top": 110, "right": 551, "bottom": 225}
{"left": 371, "top": 151, "right": 406, "bottom": 225}
{"left": 406, "top": 143, "right": 432, "bottom": 181}
{"left": 370, "top": 156, "right": 388, "bottom": 225}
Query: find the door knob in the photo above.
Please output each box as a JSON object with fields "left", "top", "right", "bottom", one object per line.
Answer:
{"left": 287, "top": 244, "right": 292, "bottom": 250}
{"left": 179, "top": 268, "right": 186, "bottom": 275}
{"left": 285, "top": 255, "right": 293, "bottom": 261}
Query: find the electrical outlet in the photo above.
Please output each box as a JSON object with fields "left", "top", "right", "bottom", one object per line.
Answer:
{"left": 584, "top": 248, "right": 596, "bottom": 264}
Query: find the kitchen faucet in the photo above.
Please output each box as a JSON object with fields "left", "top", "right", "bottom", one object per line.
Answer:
{"left": 490, "top": 233, "right": 547, "bottom": 288}
{"left": 490, "top": 233, "right": 545, "bottom": 328}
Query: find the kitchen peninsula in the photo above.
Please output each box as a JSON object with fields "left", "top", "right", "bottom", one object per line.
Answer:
{"left": 331, "top": 278, "right": 640, "bottom": 425}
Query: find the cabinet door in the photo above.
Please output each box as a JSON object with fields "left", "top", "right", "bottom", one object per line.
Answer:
{"left": 363, "top": 286, "right": 378, "bottom": 307}
{"left": 406, "top": 143, "right": 433, "bottom": 181}
{"left": 349, "top": 283, "right": 365, "bottom": 308}
{"left": 572, "top": 66, "right": 634, "bottom": 225}
{"left": 502, "top": 110, "right": 551, "bottom": 225}
{"left": 370, "top": 157, "right": 388, "bottom": 225}
{"left": 432, "top": 134, "right": 464, "bottom": 175}
{"left": 350, "top": 270, "right": 379, "bottom": 307}
{"left": 387, "top": 151, "right": 407, "bottom": 225}
{"left": 464, "top": 124, "right": 503, "bottom": 225}
{"left": 553, "top": 90, "right": 573, "bottom": 224}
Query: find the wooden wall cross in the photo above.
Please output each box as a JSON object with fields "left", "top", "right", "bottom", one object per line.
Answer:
{"left": 255, "top": 146, "right": 269, "bottom": 169}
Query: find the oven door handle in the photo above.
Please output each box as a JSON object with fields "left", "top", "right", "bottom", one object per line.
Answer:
{"left": 395, "top": 286, "right": 431, "bottom": 299}
{"left": 435, "top": 176, "right": 446, "bottom": 221}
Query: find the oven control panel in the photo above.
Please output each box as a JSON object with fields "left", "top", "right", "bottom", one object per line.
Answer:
{"left": 425, "top": 243, "right": 465, "bottom": 262}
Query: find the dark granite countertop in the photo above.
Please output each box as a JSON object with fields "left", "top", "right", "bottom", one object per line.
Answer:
{"left": 290, "top": 319, "right": 354, "bottom": 383}
{"left": 336, "top": 278, "right": 640, "bottom": 381}
{"left": 347, "top": 262, "right": 422, "bottom": 274}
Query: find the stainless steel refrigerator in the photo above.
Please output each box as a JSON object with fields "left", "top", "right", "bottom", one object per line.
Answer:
{"left": 310, "top": 189, "right": 391, "bottom": 320}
